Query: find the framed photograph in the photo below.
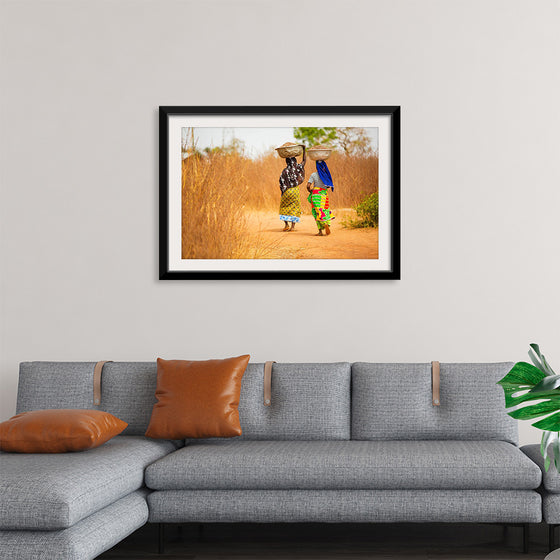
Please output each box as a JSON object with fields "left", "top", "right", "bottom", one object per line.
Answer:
{"left": 160, "top": 106, "right": 400, "bottom": 279}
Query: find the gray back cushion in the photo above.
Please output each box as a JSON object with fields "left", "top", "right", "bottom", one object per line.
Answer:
{"left": 351, "top": 362, "right": 517, "bottom": 444}
{"left": 98, "top": 362, "right": 157, "bottom": 435}
{"left": 17, "top": 362, "right": 95, "bottom": 413}
{"left": 237, "top": 363, "right": 351, "bottom": 440}
{"left": 16, "top": 362, "right": 158, "bottom": 436}
{"left": 16, "top": 361, "right": 351, "bottom": 439}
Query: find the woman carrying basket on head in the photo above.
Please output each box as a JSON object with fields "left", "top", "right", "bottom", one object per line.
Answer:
{"left": 278, "top": 143, "right": 306, "bottom": 232}
{"left": 307, "top": 151, "right": 334, "bottom": 236}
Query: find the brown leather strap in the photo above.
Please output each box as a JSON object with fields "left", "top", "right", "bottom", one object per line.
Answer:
{"left": 432, "top": 361, "right": 440, "bottom": 406}
{"left": 93, "top": 361, "right": 113, "bottom": 405}
{"left": 264, "top": 361, "right": 276, "bottom": 406}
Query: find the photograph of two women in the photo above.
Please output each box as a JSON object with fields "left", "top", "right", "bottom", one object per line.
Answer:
{"left": 181, "top": 126, "right": 379, "bottom": 261}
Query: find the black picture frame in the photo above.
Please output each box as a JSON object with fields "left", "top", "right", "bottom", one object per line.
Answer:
{"left": 159, "top": 106, "right": 400, "bottom": 280}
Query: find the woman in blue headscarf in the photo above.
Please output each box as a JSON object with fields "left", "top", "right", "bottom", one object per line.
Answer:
{"left": 306, "top": 156, "right": 334, "bottom": 236}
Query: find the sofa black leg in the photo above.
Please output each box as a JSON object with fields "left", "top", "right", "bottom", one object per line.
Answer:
{"left": 523, "top": 523, "right": 529, "bottom": 554}
{"left": 550, "top": 524, "right": 558, "bottom": 553}
{"left": 158, "top": 523, "right": 165, "bottom": 555}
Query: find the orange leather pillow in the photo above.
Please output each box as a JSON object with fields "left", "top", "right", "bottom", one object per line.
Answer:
{"left": 145, "top": 355, "right": 250, "bottom": 439}
{"left": 0, "top": 409, "right": 127, "bottom": 453}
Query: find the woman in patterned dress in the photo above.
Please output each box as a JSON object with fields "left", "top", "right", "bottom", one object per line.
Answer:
{"left": 278, "top": 146, "right": 306, "bottom": 231}
{"left": 306, "top": 159, "right": 334, "bottom": 236}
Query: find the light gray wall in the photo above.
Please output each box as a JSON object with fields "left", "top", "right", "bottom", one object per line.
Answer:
{"left": 1, "top": 0, "right": 559, "bottom": 445}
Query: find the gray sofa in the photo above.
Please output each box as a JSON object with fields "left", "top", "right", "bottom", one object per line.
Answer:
{"left": 0, "top": 361, "right": 544, "bottom": 559}
{"left": 522, "top": 444, "right": 560, "bottom": 551}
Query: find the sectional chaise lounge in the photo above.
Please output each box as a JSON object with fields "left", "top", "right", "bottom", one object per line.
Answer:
{"left": 0, "top": 360, "right": 552, "bottom": 559}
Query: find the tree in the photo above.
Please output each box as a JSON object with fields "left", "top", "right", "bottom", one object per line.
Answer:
{"left": 293, "top": 127, "right": 338, "bottom": 147}
{"left": 336, "top": 127, "right": 373, "bottom": 157}
{"left": 294, "top": 127, "right": 374, "bottom": 156}
{"left": 203, "top": 137, "right": 246, "bottom": 157}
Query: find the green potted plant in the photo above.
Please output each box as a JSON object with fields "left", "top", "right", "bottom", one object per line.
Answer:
{"left": 498, "top": 344, "right": 560, "bottom": 472}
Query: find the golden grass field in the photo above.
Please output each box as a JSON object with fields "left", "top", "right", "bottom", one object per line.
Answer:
{"left": 181, "top": 151, "right": 379, "bottom": 259}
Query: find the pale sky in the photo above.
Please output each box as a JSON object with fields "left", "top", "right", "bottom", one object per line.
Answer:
{"left": 182, "top": 127, "right": 379, "bottom": 158}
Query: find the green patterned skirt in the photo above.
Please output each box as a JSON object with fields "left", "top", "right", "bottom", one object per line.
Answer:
{"left": 308, "top": 187, "right": 332, "bottom": 230}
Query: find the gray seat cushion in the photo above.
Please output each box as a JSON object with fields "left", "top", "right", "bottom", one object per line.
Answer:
{"left": 0, "top": 490, "right": 148, "bottom": 560}
{"left": 520, "top": 446, "right": 560, "bottom": 523}
{"left": 543, "top": 493, "right": 560, "bottom": 524}
{"left": 0, "top": 436, "right": 177, "bottom": 530}
{"left": 145, "top": 440, "right": 541, "bottom": 491}
{"left": 522, "top": 444, "right": 560, "bottom": 493}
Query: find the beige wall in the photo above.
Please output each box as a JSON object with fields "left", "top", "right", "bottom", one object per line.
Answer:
{"left": 1, "top": 0, "right": 559, "bottom": 444}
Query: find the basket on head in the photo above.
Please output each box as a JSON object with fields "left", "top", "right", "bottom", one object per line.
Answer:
{"left": 307, "top": 145, "right": 333, "bottom": 161}
{"left": 275, "top": 142, "right": 303, "bottom": 159}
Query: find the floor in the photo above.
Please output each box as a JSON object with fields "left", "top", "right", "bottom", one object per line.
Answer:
{"left": 99, "top": 522, "right": 553, "bottom": 559}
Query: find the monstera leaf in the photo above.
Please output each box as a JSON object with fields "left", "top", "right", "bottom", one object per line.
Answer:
{"left": 498, "top": 344, "right": 560, "bottom": 472}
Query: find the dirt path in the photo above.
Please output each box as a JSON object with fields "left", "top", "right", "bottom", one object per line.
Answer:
{"left": 244, "top": 210, "right": 378, "bottom": 259}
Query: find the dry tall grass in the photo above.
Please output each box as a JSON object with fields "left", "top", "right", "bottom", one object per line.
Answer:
{"left": 181, "top": 154, "right": 249, "bottom": 259}
{"left": 181, "top": 150, "right": 378, "bottom": 259}
{"left": 229, "top": 151, "right": 378, "bottom": 211}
